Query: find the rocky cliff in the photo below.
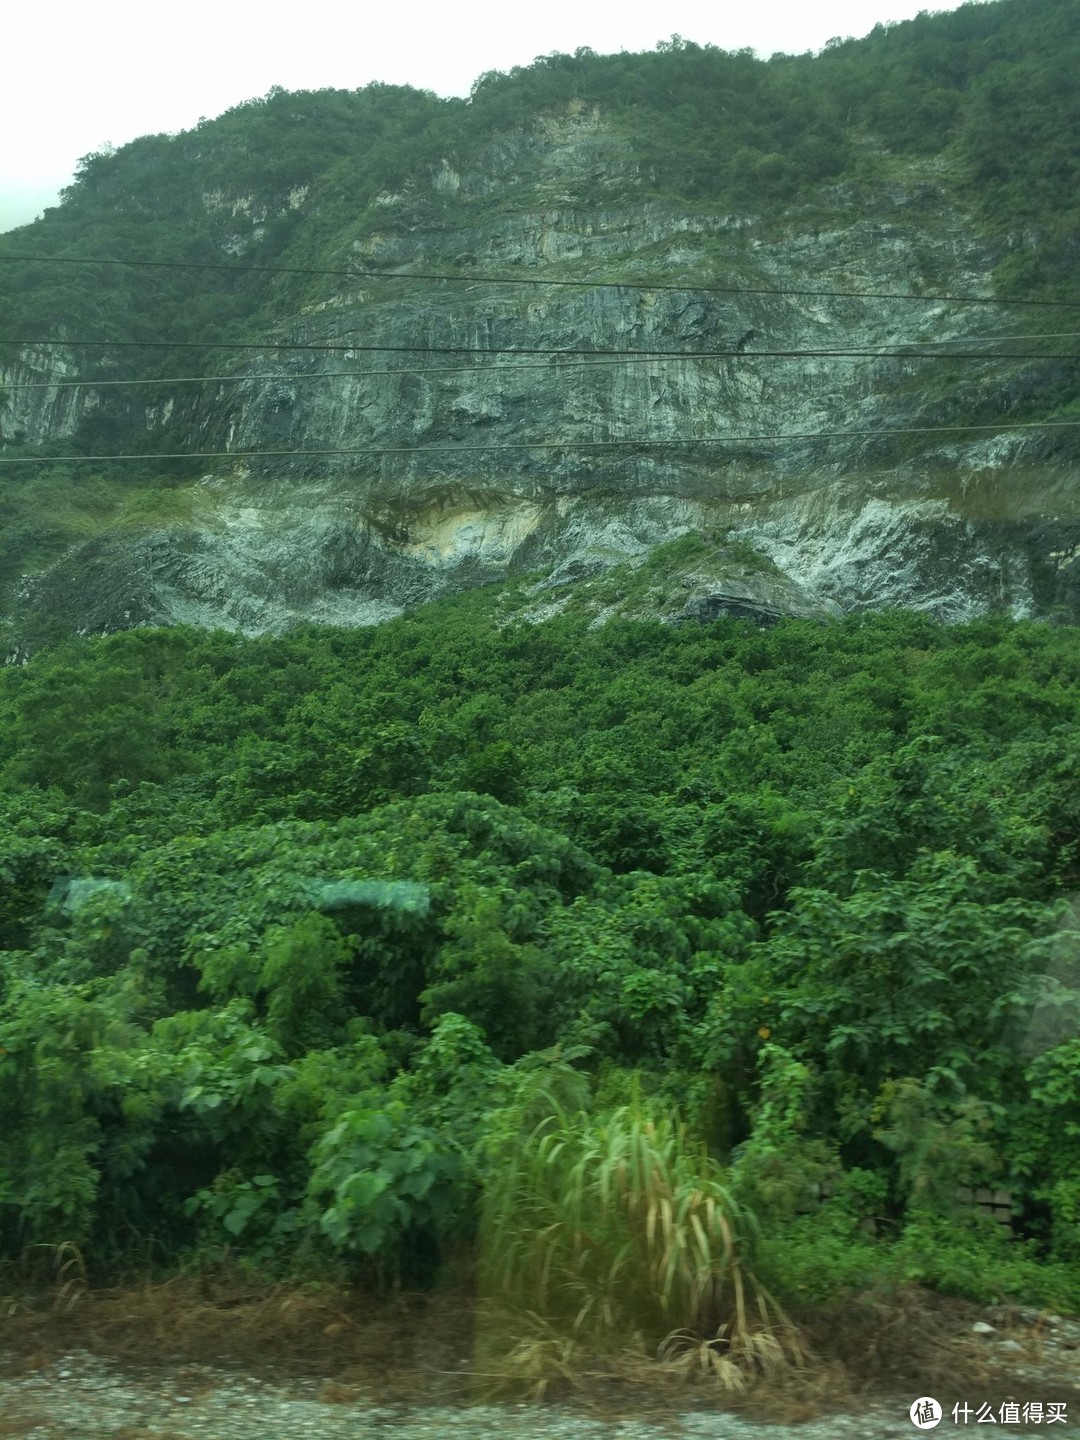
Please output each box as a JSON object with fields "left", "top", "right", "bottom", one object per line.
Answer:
{"left": 2, "top": 22, "right": 1078, "bottom": 644}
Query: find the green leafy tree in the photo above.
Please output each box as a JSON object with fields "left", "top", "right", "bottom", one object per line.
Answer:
{"left": 306, "top": 1099, "right": 459, "bottom": 1282}
{"left": 1011, "top": 1039, "right": 1080, "bottom": 1262}
{"left": 420, "top": 885, "right": 560, "bottom": 1059}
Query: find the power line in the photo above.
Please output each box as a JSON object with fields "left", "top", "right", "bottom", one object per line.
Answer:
{"left": 1, "top": 250, "right": 1078, "bottom": 309}
{"left": 1, "top": 419, "right": 1076, "bottom": 466}
{"left": 4, "top": 337, "right": 1078, "bottom": 363}
{"left": 910, "top": 330, "right": 1080, "bottom": 346}
{"left": 1, "top": 359, "right": 658, "bottom": 391}
{"left": 1, "top": 344, "right": 1075, "bottom": 393}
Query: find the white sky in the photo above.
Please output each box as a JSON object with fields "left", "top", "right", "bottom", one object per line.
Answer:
{"left": 2, "top": 0, "right": 972, "bottom": 234}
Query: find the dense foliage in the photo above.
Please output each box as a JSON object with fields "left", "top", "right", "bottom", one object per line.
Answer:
{"left": 1, "top": 0, "right": 1078, "bottom": 1354}
{"left": 1, "top": 592, "right": 1078, "bottom": 1324}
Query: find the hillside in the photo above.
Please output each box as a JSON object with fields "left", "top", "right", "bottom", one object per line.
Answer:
{"left": 1, "top": 0, "right": 1079, "bottom": 648}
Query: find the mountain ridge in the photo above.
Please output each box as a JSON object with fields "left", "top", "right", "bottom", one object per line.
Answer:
{"left": 1, "top": 0, "right": 1078, "bottom": 649}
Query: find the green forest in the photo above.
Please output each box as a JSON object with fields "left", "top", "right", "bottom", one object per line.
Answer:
{"left": 1, "top": 578, "right": 1079, "bottom": 1380}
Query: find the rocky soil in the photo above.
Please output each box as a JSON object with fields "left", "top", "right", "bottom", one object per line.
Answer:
{"left": 0, "top": 1349, "right": 935, "bottom": 1440}
{"left": 1, "top": 1305, "right": 1077, "bottom": 1440}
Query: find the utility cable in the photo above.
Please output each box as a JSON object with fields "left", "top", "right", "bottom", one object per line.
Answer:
{"left": 1, "top": 344, "right": 1075, "bottom": 392}
{"left": 1, "top": 251, "right": 1078, "bottom": 310}
{"left": 907, "top": 331, "right": 1080, "bottom": 346}
{"left": 1, "top": 419, "right": 1076, "bottom": 466}
{"left": 0, "top": 360, "right": 669, "bottom": 391}
{"left": 3, "top": 337, "right": 1078, "bottom": 362}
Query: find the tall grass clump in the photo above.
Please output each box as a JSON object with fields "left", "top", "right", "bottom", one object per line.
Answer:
{"left": 475, "top": 1087, "right": 802, "bottom": 1394}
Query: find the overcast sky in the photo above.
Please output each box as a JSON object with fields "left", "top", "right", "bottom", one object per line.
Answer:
{"left": 2, "top": 0, "right": 972, "bottom": 234}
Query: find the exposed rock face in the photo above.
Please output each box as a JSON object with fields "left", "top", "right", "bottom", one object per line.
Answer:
{"left": 6, "top": 109, "right": 1079, "bottom": 639}
{"left": 1, "top": 347, "right": 96, "bottom": 445}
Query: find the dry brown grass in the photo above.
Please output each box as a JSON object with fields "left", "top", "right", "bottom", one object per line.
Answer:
{"left": 1, "top": 1262, "right": 1073, "bottom": 1426}
{"left": 0, "top": 1267, "right": 475, "bottom": 1404}
{"left": 463, "top": 1301, "right": 851, "bottom": 1423}
{"left": 0, "top": 1417, "right": 56, "bottom": 1438}
{"left": 789, "top": 1285, "right": 1080, "bottom": 1425}
{"left": 100, "top": 1432, "right": 192, "bottom": 1440}
{"left": 801, "top": 1287, "right": 1001, "bottom": 1395}
{"left": 317, "top": 1380, "right": 366, "bottom": 1404}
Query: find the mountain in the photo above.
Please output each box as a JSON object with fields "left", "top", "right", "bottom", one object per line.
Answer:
{"left": 2, "top": 0, "right": 1079, "bottom": 650}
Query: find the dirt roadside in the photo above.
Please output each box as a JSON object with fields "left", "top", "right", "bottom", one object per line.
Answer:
{"left": 1, "top": 1283, "right": 1077, "bottom": 1438}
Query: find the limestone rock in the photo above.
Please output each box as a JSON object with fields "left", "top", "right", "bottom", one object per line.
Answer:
{"left": 4, "top": 112, "right": 1078, "bottom": 643}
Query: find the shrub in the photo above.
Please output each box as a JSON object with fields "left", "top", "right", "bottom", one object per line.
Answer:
{"left": 477, "top": 1087, "right": 800, "bottom": 1388}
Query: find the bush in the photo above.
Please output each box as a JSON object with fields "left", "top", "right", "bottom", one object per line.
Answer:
{"left": 477, "top": 1085, "right": 800, "bottom": 1385}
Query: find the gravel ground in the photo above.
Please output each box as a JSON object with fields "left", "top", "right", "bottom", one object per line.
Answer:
{"left": 0, "top": 1350, "right": 922, "bottom": 1440}
{"left": 2, "top": 1310, "right": 1075, "bottom": 1437}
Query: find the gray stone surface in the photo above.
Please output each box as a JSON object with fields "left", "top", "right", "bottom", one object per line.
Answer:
{"left": 2, "top": 1312, "right": 1076, "bottom": 1437}
{"left": 6, "top": 112, "right": 1078, "bottom": 640}
{"left": 0, "top": 1351, "right": 921, "bottom": 1439}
